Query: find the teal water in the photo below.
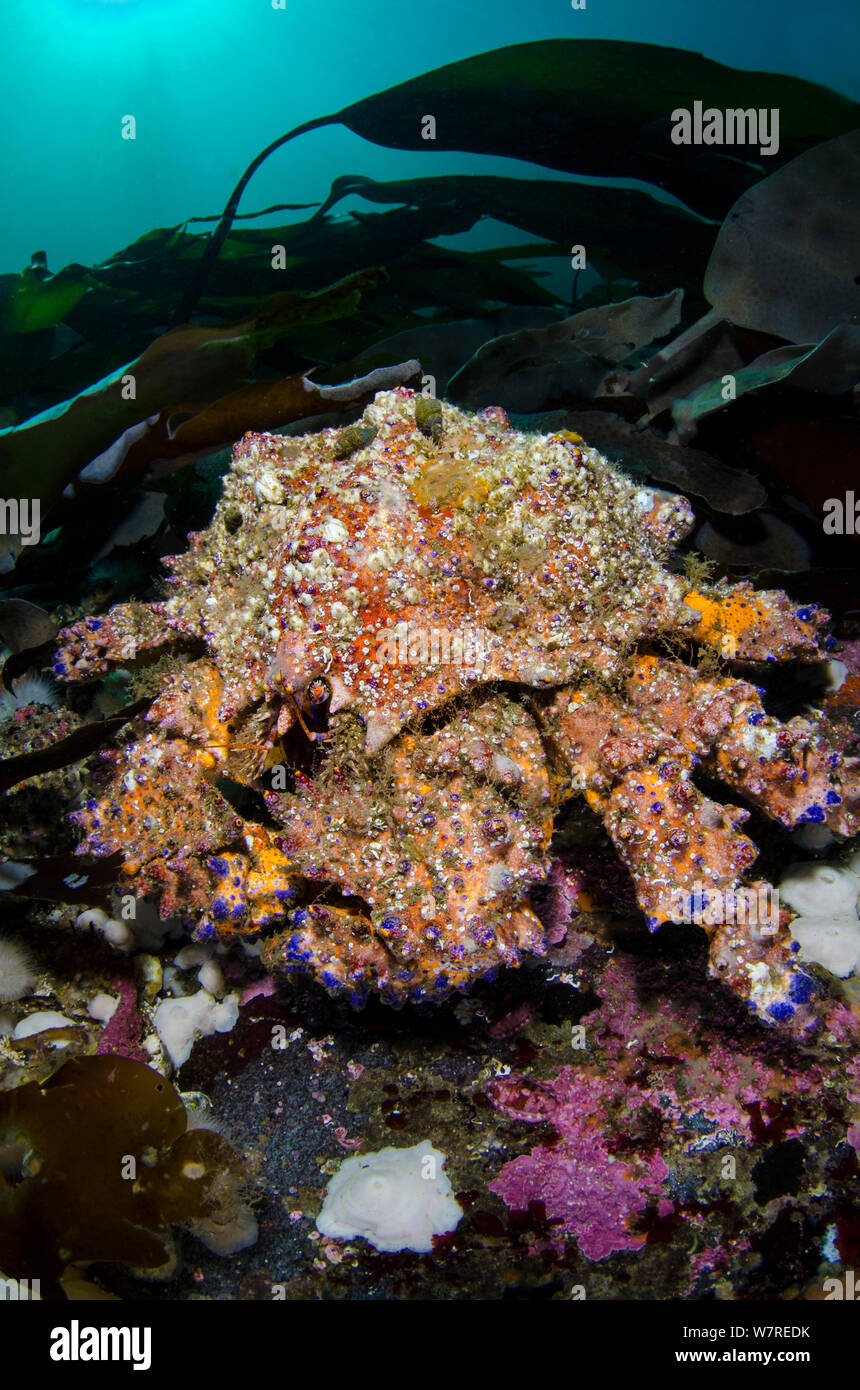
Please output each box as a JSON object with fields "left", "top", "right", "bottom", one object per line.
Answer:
{"left": 2, "top": 0, "right": 858, "bottom": 271}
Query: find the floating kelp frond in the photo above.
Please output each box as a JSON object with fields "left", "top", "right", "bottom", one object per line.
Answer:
{"left": 0, "top": 698, "right": 151, "bottom": 795}
{"left": 630, "top": 132, "right": 860, "bottom": 409}
{"left": 0, "top": 269, "right": 386, "bottom": 527}
{"left": 672, "top": 325, "right": 860, "bottom": 439}
{"left": 703, "top": 130, "right": 860, "bottom": 344}
{"left": 312, "top": 171, "right": 717, "bottom": 295}
{"left": 0, "top": 263, "right": 94, "bottom": 335}
{"left": 447, "top": 291, "right": 683, "bottom": 412}
{"left": 174, "top": 39, "right": 860, "bottom": 320}
{"left": 696, "top": 514, "right": 812, "bottom": 572}
{"left": 68, "top": 359, "right": 422, "bottom": 499}
{"left": 0, "top": 599, "right": 58, "bottom": 657}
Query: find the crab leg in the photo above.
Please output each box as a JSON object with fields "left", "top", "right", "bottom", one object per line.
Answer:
{"left": 548, "top": 652, "right": 859, "bottom": 1027}
{"left": 683, "top": 583, "right": 830, "bottom": 662}
{"left": 53, "top": 602, "right": 178, "bottom": 680}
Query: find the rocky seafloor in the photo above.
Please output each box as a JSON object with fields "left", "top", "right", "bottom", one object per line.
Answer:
{"left": 1, "top": 614, "right": 859, "bottom": 1301}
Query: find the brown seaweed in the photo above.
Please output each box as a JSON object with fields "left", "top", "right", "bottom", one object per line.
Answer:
{"left": 174, "top": 40, "right": 860, "bottom": 320}
{"left": 0, "top": 1055, "right": 253, "bottom": 1296}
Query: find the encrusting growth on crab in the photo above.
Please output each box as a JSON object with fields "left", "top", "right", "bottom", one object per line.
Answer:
{"left": 54, "top": 389, "right": 859, "bottom": 1023}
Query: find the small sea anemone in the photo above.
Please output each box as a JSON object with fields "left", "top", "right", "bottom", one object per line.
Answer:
{"left": 187, "top": 1204, "right": 258, "bottom": 1256}
{"left": 184, "top": 1102, "right": 229, "bottom": 1138}
{"left": 0, "top": 935, "right": 37, "bottom": 1003}
{"left": 0, "top": 673, "right": 58, "bottom": 722}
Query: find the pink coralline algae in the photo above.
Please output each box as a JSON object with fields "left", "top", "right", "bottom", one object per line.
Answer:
{"left": 488, "top": 954, "right": 830, "bottom": 1260}
{"left": 684, "top": 1244, "right": 743, "bottom": 1296}
{"left": 846, "top": 1057, "right": 860, "bottom": 1151}
{"left": 240, "top": 975, "right": 276, "bottom": 1006}
{"left": 580, "top": 955, "right": 822, "bottom": 1142}
{"left": 94, "top": 968, "right": 147, "bottom": 1063}
{"left": 489, "top": 1069, "right": 670, "bottom": 1259}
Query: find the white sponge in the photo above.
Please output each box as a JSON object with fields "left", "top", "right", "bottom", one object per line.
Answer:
{"left": 317, "top": 1140, "right": 462, "bottom": 1252}
{"left": 780, "top": 857, "right": 860, "bottom": 977}
{"left": 74, "top": 908, "right": 133, "bottom": 950}
{"left": 13, "top": 1010, "right": 74, "bottom": 1044}
{"left": 153, "top": 989, "right": 239, "bottom": 1067}
{"left": 779, "top": 862, "right": 860, "bottom": 917}
{"left": 788, "top": 915, "right": 860, "bottom": 978}
{"left": 87, "top": 992, "right": 119, "bottom": 1023}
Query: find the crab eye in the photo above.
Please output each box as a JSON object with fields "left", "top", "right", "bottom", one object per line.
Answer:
{"left": 308, "top": 677, "right": 332, "bottom": 707}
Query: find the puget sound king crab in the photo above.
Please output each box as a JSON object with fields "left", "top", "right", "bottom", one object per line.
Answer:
{"left": 54, "top": 388, "right": 859, "bottom": 1026}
